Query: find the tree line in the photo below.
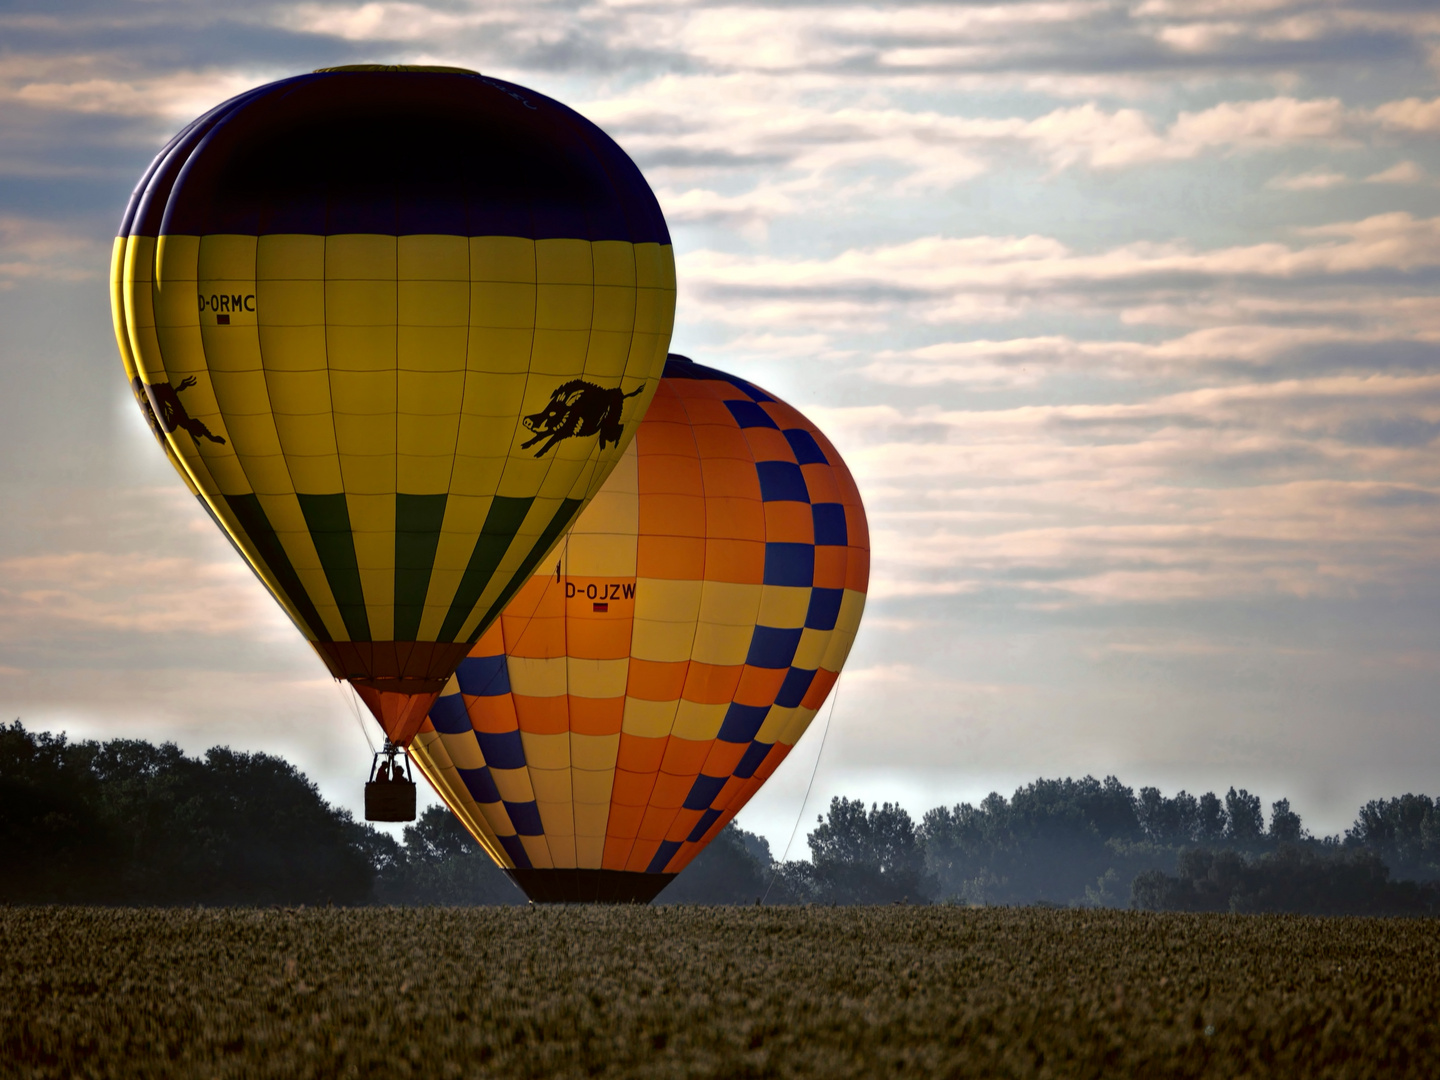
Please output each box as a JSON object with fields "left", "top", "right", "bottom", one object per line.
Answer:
{"left": 3, "top": 722, "right": 1437, "bottom": 913}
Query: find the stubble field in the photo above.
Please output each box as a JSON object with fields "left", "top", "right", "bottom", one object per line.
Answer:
{"left": 2, "top": 905, "right": 1436, "bottom": 1079}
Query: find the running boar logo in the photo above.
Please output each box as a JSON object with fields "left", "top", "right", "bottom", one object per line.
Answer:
{"left": 520, "top": 380, "right": 644, "bottom": 458}
{"left": 131, "top": 375, "right": 226, "bottom": 446}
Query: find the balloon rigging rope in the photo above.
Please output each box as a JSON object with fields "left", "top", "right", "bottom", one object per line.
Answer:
{"left": 761, "top": 672, "right": 842, "bottom": 905}
{"left": 339, "top": 680, "right": 377, "bottom": 755}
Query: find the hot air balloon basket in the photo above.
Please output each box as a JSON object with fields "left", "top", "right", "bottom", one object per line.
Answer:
{"left": 364, "top": 744, "right": 416, "bottom": 822}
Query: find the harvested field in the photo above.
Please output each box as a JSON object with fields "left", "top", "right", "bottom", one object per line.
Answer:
{"left": 3, "top": 906, "right": 1436, "bottom": 1078}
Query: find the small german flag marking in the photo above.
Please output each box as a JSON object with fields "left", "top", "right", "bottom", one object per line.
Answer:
{"left": 593, "top": 602, "right": 608, "bottom": 612}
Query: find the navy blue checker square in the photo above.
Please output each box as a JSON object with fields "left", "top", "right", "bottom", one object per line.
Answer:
{"left": 456, "top": 653, "right": 510, "bottom": 696}
{"left": 647, "top": 839, "right": 683, "bottom": 873}
{"left": 746, "top": 624, "right": 803, "bottom": 669}
{"left": 498, "top": 834, "right": 531, "bottom": 868}
{"left": 505, "top": 800, "right": 545, "bottom": 836}
{"left": 764, "top": 542, "right": 814, "bottom": 587}
{"left": 458, "top": 765, "right": 501, "bottom": 805}
{"left": 688, "top": 807, "right": 724, "bottom": 842}
{"left": 812, "top": 503, "right": 848, "bottom": 546}
{"left": 733, "top": 741, "right": 772, "bottom": 779}
{"left": 775, "top": 667, "right": 817, "bottom": 709}
{"left": 784, "top": 428, "right": 828, "bottom": 465}
{"left": 718, "top": 702, "right": 771, "bottom": 743}
{"left": 429, "top": 693, "right": 472, "bottom": 734}
{"left": 725, "top": 400, "right": 778, "bottom": 429}
{"left": 476, "top": 728, "right": 526, "bottom": 771}
{"left": 757, "top": 460, "right": 809, "bottom": 502}
{"left": 805, "top": 587, "right": 844, "bottom": 631}
{"left": 683, "top": 773, "right": 730, "bottom": 811}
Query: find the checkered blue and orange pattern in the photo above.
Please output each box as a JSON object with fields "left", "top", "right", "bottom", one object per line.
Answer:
{"left": 409, "top": 355, "right": 868, "bottom": 898}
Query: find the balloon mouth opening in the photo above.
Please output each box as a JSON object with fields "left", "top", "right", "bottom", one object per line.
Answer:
{"left": 314, "top": 64, "right": 480, "bottom": 75}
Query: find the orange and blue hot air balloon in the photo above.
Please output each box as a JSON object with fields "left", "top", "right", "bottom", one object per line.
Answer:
{"left": 111, "top": 66, "right": 676, "bottom": 747}
{"left": 410, "top": 355, "right": 869, "bottom": 902}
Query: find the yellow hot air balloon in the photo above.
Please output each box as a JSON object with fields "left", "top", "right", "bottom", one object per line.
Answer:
{"left": 111, "top": 66, "right": 675, "bottom": 745}
{"left": 411, "top": 356, "right": 869, "bottom": 901}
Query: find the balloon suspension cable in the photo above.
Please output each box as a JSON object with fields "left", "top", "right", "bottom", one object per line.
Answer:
{"left": 761, "top": 672, "right": 842, "bottom": 905}
{"left": 339, "top": 681, "right": 378, "bottom": 754}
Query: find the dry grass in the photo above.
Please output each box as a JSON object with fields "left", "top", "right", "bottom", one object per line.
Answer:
{"left": 3, "top": 906, "right": 1436, "bottom": 1078}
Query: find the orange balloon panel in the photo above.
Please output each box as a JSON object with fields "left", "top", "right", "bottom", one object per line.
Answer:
{"left": 409, "top": 355, "right": 868, "bottom": 901}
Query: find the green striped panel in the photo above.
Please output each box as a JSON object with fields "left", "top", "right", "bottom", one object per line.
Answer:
{"left": 296, "top": 493, "right": 371, "bottom": 642}
{"left": 437, "top": 496, "right": 535, "bottom": 643}
{"left": 468, "top": 497, "right": 584, "bottom": 643}
{"left": 221, "top": 494, "right": 332, "bottom": 643}
{"left": 394, "top": 493, "right": 449, "bottom": 641}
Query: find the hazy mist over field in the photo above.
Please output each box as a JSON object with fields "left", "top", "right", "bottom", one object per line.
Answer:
{"left": 1, "top": 0, "right": 1438, "bottom": 848}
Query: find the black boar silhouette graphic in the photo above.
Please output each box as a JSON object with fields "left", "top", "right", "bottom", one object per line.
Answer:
{"left": 133, "top": 375, "right": 226, "bottom": 445}
{"left": 520, "top": 380, "right": 644, "bottom": 458}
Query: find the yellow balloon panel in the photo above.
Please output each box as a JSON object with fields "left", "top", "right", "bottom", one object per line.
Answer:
{"left": 412, "top": 357, "right": 869, "bottom": 896}
{"left": 114, "top": 69, "right": 677, "bottom": 722}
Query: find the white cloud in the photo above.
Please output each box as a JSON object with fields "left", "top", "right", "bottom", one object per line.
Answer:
{"left": 1268, "top": 168, "right": 1349, "bottom": 191}
{"left": 0, "top": 215, "right": 107, "bottom": 285}
{"left": 1366, "top": 160, "right": 1425, "bottom": 185}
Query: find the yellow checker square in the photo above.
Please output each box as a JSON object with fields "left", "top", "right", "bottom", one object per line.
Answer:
{"left": 509, "top": 657, "right": 568, "bottom": 697}
{"left": 526, "top": 753, "right": 572, "bottom": 792}
{"left": 494, "top": 456, "right": 550, "bottom": 500}
{"left": 757, "top": 585, "right": 811, "bottom": 630}
{"left": 471, "top": 236, "right": 535, "bottom": 283}
{"left": 567, "top": 657, "right": 630, "bottom": 699}
{"left": 698, "top": 582, "right": 763, "bottom": 628}
{"left": 632, "top": 243, "right": 666, "bottom": 289}
{"left": 209, "top": 368, "right": 275, "bottom": 416}
{"left": 590, "top": 287, "right": 636, "bottom": 334}
{"left": 264, "top": 369, "right": 333, "bottom": 417}
{"left": 234, "top": 453, "right": 293, "bottom": 496}
{"left": 545, "top": 833, "right": 578, "bottom": 868}
{"left": 530, "top": 328, "right": 591, "bottom": 374}
{"left": 622, "top": 697, "right": 678, "bottom": 739}
{"left": 333, "top": 410, "right": 397, "bottom": 451}
{"left": 195, "top": 445, "right": 251, "bottom": 494}
{"left": 325, "top": 326, "right": 395, "bottom": 371}
{"left": 566, "top": 534, "right": 636, "bottom": 578}
{"left": 670, "top": 700, "right": 727, "bottom": 741}
{"left": 478, "top": 802, "right": 517, "bottom": 838}
{"left": 440, "top": 731, "right": 485, "bottom": 771}
{"left": 690, "top": 621, "right": 754, "bottom": 667}
{"left": 470, "top": 283, "right": 537, "bottom": 331}
{"left": 519, "top": 835, "right": 553, "bottom": 868}
{"left": 792, "top": 626, "right": 831, "bottom": 671}
{"left": 535, "top": 283, "right": 593, "bottom": 331}
{"left": 398, "top": 234, "right": 469, "bottom": 281}
{"left": 448, "top": 455, "right": 507, "bottom": 498}
{"left": 583, "top": 331, "right": 633, "bottom": 379}
{"left": 325, "top": 234, "right": 395, "bottom": 280}
{"left": 460, "top": 370, "right": 528, "bottom": 420}
{"left": 199, "top": 329, "right": 263, "bottom": 373}
{"left": 399, "top": 280, "right": 468, "bottom": 327}
{"left": 154, "top": 235, "right": 199, "bottom": 283}
{"left": 777, "top": 705, "right": 820, "bottom": 746}
{"left": 256, "top": 280, "right": 324, "bottom": 327}
{"left": 346, "top": 490, "right": 396, "bottom": 539}
{"left": 398, "top": 327, "right": 468, "bottom": 372}
{"left": 631, "top": 618, "right": 698, "bottom": 664}
{"left": 324, "top": 280, "right": 396, "bottom": 327}
{"left": 636, "top": 578, "right": 703, "bottom": 625}
{"left": 397, "top": 453, "right": 455, "bottom": 496}
{"left": 338, "top": 449, "right": 396, "bottom": 494}
{"left": 283, "top": 454, "right": 343, "bottom": 494}
{"left": 466, "top": 329, "right": 536, "bottom": 377}
{"left": 536, "top": 799, "right": 576, "bottom": 834}
{"left": 592, "top": 241, "right": 636, "bottom": 287}
{"left": 399, "top": 369, "right": 466, "bottom": 415}
{"left": 153, "top": 325, "right": 207, "bottom": 374}
{"left": 571, "top": 767, "right": 616, "bottom": 803}
{"left": 197, "top": 234, "right": 257, "bottom": 281}
{"left": 258, "top": 326, "right": 328, "bottom": 372}
{"left": 536, "top": 238, "right": 593, "bottom": 285}
{"left": 124, "top": 236, "right": 154, "bottom": 285}
{"left": 570, "top": 733, "right": 620, "bottom": 772}
{"left": 222, "top": 413, "right": 284, "bottom": 457}
{"left": 257, "top": 234, "right": 324, "bottom": 281}
{"left": 755, "top": 705, "right": 794, "bottom": 745}
{"left": 152, "top": 277, "right": 200, "bottom": 329}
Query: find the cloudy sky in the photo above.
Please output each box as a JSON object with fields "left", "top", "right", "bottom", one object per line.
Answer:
{"left": 2, "top": 0, "right": 1438, "bottom": 849}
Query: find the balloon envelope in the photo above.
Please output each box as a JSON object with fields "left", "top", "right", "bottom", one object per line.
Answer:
{"left": 111, "top": 66, "right": 675, "bottom": 743}
{"left": 411, "top": 355, "right": 869, "bottom": 902}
